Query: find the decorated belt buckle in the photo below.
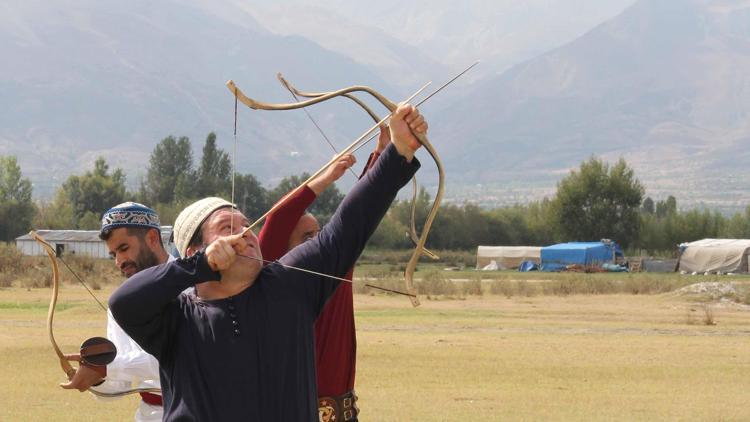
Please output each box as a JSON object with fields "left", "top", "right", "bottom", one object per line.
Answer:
{"left": 318, "top": 398, "right": 336, "bottom": 422}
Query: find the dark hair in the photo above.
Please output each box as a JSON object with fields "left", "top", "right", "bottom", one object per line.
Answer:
{"left": 100, "top": 226, "right": 164, "bottom": 249}
{"left": 188, "top": 227, "right": 204, "bottom": 251}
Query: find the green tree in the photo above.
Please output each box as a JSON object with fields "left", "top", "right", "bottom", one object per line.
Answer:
{"left": 140, "top": 136, "right": 194, "bottom": 204}
{"left": 368, "top": 214, "right": 411, "bottom": 249}
{"left": 0, "top": 156, "right": 36, "bottom": 240}
{"left": 233, "top": 173, "right": 268, "bottom": 222}
{"left": 641, "top": 197, "right": 655, "bottom": 214}
{"left": 655, "top": 195, "right": 677, "bottom": 218}
{"left": 391, "top": 186, "right": 433, "bottom": 235}
{"left": 722, "top": 206, "right": 750, "bottom": 238}
{"left": 552, "top": 157, "right": 644, "bottom": 248}
{"left": 196, "top": 132, "right": 231, "bottom": 198}
{"left": 53, "top": 158, "right": 127, "bottom": 229}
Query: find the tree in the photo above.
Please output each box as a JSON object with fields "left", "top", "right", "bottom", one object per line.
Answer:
{"left": 0, "top": 156, "right": 35, "bottom": 240}
{"left": 233, "top": 173, "right": 269, "bottom": 222}
{"left": 655, "top": 195, "right": 677, "bottom": 218}
{"left": 140, "top": 136, "right": 194, "bottom": 205}
{"left": 53, "top": 158, "right": 127, "bottom": 229}
{"left": 552, "top": 157, "right": 644, "bottom": 248}
{"left": 641, "top": 197, "right": 655, "bottom": 214}
{"left": 196, "top": 132, "right": 231, "bottom": 198}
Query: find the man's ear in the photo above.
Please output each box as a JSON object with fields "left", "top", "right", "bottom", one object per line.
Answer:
{"left": 147, "top": 229, "right": 162, "bottom": 248}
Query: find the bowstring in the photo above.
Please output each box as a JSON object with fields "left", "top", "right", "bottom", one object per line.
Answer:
{"left": 236, "top": 254, "right": 416, "bottom": 298}
{"left": 283, "top": 87, "right": 359, "bottom": 180}
{"left": 231, "top": 88, "right": 238, "bottom": 234}
{"left": 56, "top": 255, "right": 107, "bottom": 311}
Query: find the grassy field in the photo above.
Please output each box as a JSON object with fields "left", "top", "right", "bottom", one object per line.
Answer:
{"left": 1, "top": 273, "right": 749, "bottom": 421}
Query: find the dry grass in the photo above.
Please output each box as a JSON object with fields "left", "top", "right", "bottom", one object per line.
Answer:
{"left": 1, "top": 282, "right": 749, "bottom": 421}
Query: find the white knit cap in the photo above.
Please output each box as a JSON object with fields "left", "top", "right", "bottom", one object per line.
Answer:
{"left": 173, "top": 197, "right": 235, "bottom": 258}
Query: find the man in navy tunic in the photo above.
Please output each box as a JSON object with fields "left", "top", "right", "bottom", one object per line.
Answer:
{"left": 109, "top": 104, "right": 428, "bottom": 421}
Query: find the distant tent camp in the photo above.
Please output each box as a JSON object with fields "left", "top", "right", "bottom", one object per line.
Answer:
{"left": 677, "top": 239, "right": 750, "bottom": 274}
{"left": 540, "top": 241, "right": 622, "bottom": 272}
{"left": 476, "top": 246, "right": 542, "bottom": 270}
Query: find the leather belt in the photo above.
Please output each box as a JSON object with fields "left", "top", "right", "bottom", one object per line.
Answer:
{"left": 318, "top": 390, "right": 358, "bottom": 422}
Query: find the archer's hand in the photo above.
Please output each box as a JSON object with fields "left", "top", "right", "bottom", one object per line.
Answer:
{"left": 60, "top": 354, "right": 106, "bottom": 392}
{"left": 206, "top": 233, "right": 247, "bottom": 271}
{"left": 389, "top": 104, "right": 427, "bottom": 162}
{"left": 308, "top": 154, "right": 356, "bottom": 195}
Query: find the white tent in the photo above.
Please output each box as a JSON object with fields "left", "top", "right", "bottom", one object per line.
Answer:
{"left": 476, "top": 246, "right": 542, "bottom": 270}
{"left": 678, "top": 238, "right": 750, "bottom": 274}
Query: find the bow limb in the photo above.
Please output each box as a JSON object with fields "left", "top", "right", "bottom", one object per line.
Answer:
{"left": 403, "top": 136, "right": 445, "bottom": 307}
{"left": 276, "top": 74, "right": 439, "bottom": 261}
{"left": 277, "top": 73, "right": 386, "bottom": 121}
{"left": 29, "top": 231, "right": 161, "bottom": 398}
{"left": 227, "top": 80, "right": 397, "bottom": 112}
{"left": 229, "top": 79, "right": 443, "bottom": 307}
{"left": 229, "top": 80, "right": 431, "bottom": 232}
{"left": 30, "top": 230, "right": 77, "bottom": 380}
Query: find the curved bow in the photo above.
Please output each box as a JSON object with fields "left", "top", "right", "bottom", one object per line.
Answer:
{"left": 29, "top": 230, "right": 160, "bottom": 397}
{"left": 227, "top": 80, "right": 447, "bottom": 307}
{"left": 276, "top": 74, "right": 440, "bottom": 261}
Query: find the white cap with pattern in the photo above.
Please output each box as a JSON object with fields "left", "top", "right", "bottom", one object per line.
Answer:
{"left": 173, "top": 197, "right": 235, "bottom": 258}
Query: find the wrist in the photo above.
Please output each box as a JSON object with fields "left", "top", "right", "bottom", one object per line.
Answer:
{"left": 393, "top": 143, "right": 415, "bottom": 162}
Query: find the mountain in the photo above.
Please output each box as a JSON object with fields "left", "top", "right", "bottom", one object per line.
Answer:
{"left": 434, "top": 0, "right": 750, "bottom": 211}
{"left": 243, "top": 0, "right": 636, "bottom": 82}
{"left": 0, "top": 0, "right": 399, "bottom": 197}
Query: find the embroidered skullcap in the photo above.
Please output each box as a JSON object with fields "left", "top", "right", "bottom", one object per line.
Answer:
{"left": 173, "top": 197, "right": 236, "bottom": 258}
{"left": 100, "top": 202, "right": 160, "bottom": 235}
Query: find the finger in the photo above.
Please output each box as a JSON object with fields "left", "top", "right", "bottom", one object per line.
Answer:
{"left": 393, "top": 103, "right": 413, "bottom": 120}
{"left": 60, "top": 379, "right": 79, "bottom": 390}
{"left": 226, "top": 237, "right": 246, "bottom": 257}
{"left": 63, "top": 354, "right": 82, "bottom": 362}
{"left": 410, "top": 118, "right": 428, "bottom": 134}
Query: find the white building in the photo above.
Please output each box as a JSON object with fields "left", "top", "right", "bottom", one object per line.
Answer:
{"left": 16, "top": 227, "right": 175, "bottom": 259}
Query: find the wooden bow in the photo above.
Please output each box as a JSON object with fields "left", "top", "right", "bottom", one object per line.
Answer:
{"left": 276, "top": 73, "right": 440, "bottom": 261}
{"left": 30, "top": 230, "right": 160, "bottom": 397}
{"left": 227, "top": 80, "right": 447, "bottom": 307}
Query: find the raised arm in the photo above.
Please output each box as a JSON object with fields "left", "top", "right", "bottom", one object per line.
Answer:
{"left": 259, "top": 155, "right": 355, "bottom": 261}
{"left": 281, "top": 105, "right": 426, "bottom": 311}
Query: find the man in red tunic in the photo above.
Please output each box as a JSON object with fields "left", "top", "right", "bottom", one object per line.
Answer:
{"left": 258, "top": 127, "right": 390, "bottom": 422}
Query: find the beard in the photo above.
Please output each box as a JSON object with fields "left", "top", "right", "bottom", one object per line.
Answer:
{"left": 134, "top": 242, "right": 161, "bottom": 273}
{"left": 121, "top": 241, "right": 161, "bottom": 277}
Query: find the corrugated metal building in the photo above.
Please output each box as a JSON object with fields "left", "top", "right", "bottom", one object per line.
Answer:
{"left": 16, "top": 227, "right": 174, "bottom": 259}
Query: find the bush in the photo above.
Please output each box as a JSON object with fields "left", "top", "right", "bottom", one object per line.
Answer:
{"left": 417, "top": 271, "right": 456, "bottom": 296}
{"left": 489, "top": 279, "right": 514, "bottom": 298}
{"left": 460, "top": 278, "right": 483, "bottom": 296}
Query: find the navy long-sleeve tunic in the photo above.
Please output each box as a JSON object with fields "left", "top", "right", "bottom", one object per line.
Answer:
{"left": 109, "top": 144, "right": 419, "bottom": 421}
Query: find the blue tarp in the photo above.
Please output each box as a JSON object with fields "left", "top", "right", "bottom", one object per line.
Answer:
{"left": 540, "top": 241, "right": 622, "bottom": 272}
{"left": 518, "top": 261, "right": 539, "bottom": 272}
